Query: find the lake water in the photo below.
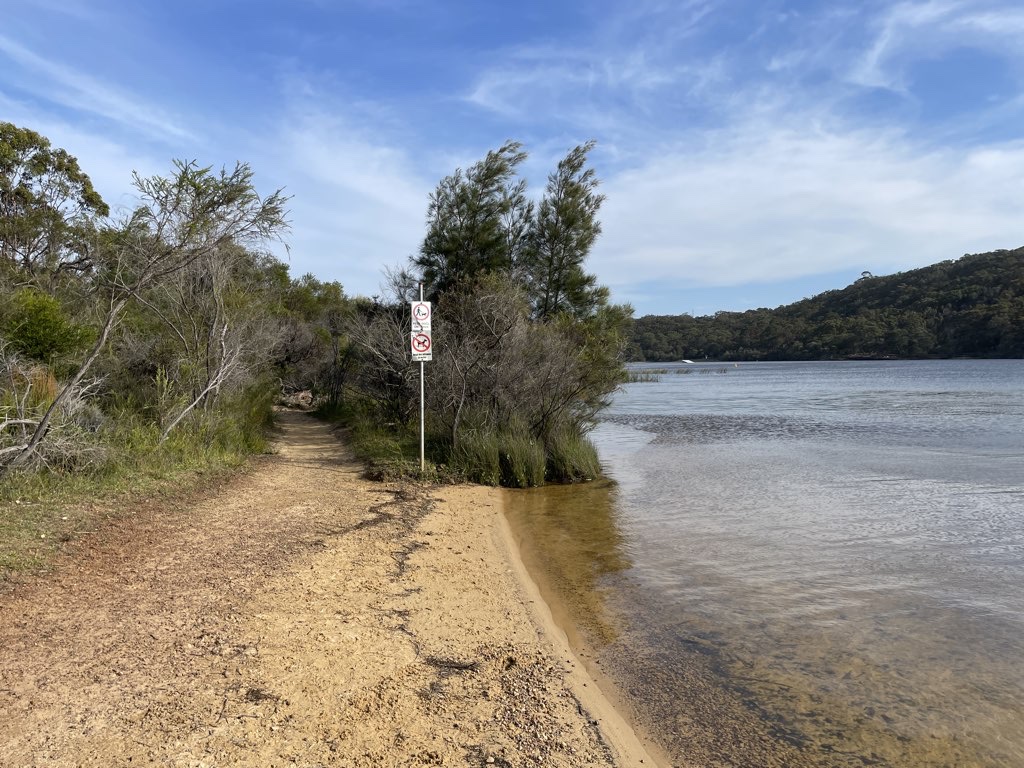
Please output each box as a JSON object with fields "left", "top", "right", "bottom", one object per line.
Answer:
{"left": 505, "top": 360, "right": 1024, "bottom": 767}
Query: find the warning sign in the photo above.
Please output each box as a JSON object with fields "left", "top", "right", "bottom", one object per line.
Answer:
{"left": 410, "top": 301, "right": 432, "bottom": 361}
{"left": 411, "top": 332, "right": 432, "bottom": 361}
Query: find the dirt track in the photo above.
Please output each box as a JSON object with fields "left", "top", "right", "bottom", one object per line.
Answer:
{"left": 0, "top": 411, "right": 643, "bottom": 768}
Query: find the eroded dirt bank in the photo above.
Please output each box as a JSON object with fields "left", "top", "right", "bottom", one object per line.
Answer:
{"left": 0, "top": 411, "right": 662, "bottom": 768}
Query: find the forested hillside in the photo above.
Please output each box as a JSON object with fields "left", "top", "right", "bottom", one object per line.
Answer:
{"left": 630, "top": 248, "right": 1024, "bottom": 361}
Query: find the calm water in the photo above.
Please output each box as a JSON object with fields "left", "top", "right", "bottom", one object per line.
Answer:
{"left": 505, "top": 360, "right": 1024, "bottom": 767}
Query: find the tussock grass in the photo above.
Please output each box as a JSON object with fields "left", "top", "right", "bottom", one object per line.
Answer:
{"left": 319, "top": 399, "right": 603, "bottom": 489}
{"left": 0, "top": 391, "right": 276, "bottom": 580}
{"left": 545, "top": 428, "right": 601, "bottom": 483}
{"left": 451, "top": 430, "right": 501, "bottom": 486}
{"left": 498, "top": 433, "right": 546, "bottom": 488}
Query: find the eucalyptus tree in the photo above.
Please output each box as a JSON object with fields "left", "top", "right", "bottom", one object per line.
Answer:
{"left": 0, "top": 122, "right": 109, "bottom": 280}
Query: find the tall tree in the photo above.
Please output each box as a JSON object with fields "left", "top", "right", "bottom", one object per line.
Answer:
{"left": 0, "top": 122, "right": 109, "bottom": 278}
{"left": 414, "top": 140, "right": 532, "bottom": 298}
{"left": 523, "top": 141, "right": 606, "bottom": 319}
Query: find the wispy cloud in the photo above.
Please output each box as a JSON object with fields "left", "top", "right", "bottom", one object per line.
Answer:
{"left": 849, "top": 0, "right": 1024, "bottom": 91}
{"left": 3, "top": 0, "right": 1022, "bottom": 312}
{"left": 465, "top": 0, "right": 720, "bottom": 129}
{"left": 252, "top": 88, "right": 433, "bottom": 292}
{"left": 0, "top": 35, "right": 195, "bottom": 144}
{"left": 593, "top": 113, "right": 1024, "bottom": 297}
{"left": 957, "top": 8, "right": 1024, "bottom": 33}
{"left": 19, "top": 0, "right": 112, "bottom": 22}
{"left": 467, "top": 48, "right": 672, "bottom": 117}
{"left": 458, "top": 0, "right": 1024, "bottom": 310}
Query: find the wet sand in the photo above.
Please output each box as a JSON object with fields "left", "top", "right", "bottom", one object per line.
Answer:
{"left": 504, "top": 481, "right": 825, "bottom": 768}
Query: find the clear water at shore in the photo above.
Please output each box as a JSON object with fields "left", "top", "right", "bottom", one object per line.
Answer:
{"left": 505, "top": 360, "right": 1024, "bottom": 767}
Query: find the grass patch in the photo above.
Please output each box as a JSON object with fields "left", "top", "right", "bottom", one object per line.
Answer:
{"left": 546, "top": 428, "right": 601, "bottom": 483}
{"left": 0, "top": 399, "right": 275, "bottom": 581}
{"left": 317, "top": 399, "right": 603, "bottom": 488}
{"left": 627, "top": 371, "right": 662, "bottom": 383}
{"left": 315, "top": 400, "right": 462, "bottom": 484}
{"left": 0, "top": 444, "right": 254, "bottom": 581}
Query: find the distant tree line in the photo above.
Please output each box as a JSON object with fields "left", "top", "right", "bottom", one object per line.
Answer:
{"left": 629, "top": 248, "right": 1024, "bottom": 361}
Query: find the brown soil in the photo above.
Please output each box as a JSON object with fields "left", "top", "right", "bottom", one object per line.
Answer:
{"left": 0, "top": 411, "right": 661, "bottom": 768}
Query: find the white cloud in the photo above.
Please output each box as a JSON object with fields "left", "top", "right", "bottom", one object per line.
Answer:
{"left": 255, "top": 104, "right": 433, "bottom": 294}
{"left": 849, "top": 1, "right": 1024, "bottom": 91}
{"left": 466, "top": 47, "right": 668, "bottom": 118}
{"left": 464, "top": 1, "right": 719, "bottom": 124}
{"left": 592, "top": 116, "right": 1024, "bottom": 295}
{"left": 957, "top": 8, "right": 1024, "bottom": 33}
{"left": 0, "top": 35, "right": 195, "bottom": 144}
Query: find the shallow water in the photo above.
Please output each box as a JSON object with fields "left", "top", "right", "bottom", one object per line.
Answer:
{"left": 506, "top": 360, "right": 1024, "bottom": 767}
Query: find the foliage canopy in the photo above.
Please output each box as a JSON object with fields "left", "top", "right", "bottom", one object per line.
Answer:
{"left": 344, "top": 140, "right": 630, "bottom": 485}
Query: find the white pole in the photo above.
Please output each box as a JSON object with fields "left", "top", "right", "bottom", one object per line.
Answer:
{"left": 419, "top": 283, "right": 425, "bottom": 474}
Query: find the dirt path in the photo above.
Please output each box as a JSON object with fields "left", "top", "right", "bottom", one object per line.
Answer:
{"left": 0, "top": 411, "right": 656, "bottom": 768}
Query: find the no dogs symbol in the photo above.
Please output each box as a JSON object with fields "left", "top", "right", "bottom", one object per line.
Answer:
{"left": 412, "top": 333, "right": 431, "bottom": 353}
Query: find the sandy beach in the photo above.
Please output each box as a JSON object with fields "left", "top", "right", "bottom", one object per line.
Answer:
{"left": 0, "top": 410, "right": 667, "bottom": 767}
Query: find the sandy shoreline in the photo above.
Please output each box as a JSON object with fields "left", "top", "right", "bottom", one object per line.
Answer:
{"left": 0, "top": 411, "right": 670, "bottom": 767}
{"left": 490, "top": 495, "right": 672, "bottom": 768}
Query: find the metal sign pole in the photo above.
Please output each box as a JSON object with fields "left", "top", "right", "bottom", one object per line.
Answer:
{"left": 419, "top": 283, "right": 425, "bottom": 473}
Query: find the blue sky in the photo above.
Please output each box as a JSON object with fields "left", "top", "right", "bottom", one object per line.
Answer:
{"left": 3, "top": 0, "right": 1024, "bottom": 316}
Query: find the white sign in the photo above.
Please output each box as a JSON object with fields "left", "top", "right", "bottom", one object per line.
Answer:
{"left": 411, "top": 301, "right": 431, "bottom": 328}
{"left": 411, "top": 332, "right": 432, "bottom": 361}
{"left": 410, "top": 301, "right": 432, "bottom": 361}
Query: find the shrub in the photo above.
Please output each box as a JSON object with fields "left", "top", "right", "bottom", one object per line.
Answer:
{"left": 2, "top": 288, "right": 92, "bottom": 363}
{"left": 498, "top": 433, "right": 546, "bottom": 488}
{"left": 546, "top": 428, "right": 601, "bottom": 483}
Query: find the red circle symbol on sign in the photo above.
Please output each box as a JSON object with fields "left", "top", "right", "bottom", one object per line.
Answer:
{"left": 412, "top": 333, "right": 431, "bottom": 353}
{"left": 412, "top": 303, "right": 431, "bottom": 322}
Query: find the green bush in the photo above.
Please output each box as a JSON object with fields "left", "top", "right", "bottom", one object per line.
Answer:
{"left": 546, "top": 428, "right": 601, "bottom": 483}
{"left": 498, "top": 433, "right": 546, "bottom": 488}
{"left": 2, "top": 288, "right": 92, "bottom": 362}
{"left": 452, "top": 429, "right": 501, "bottom": 485}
